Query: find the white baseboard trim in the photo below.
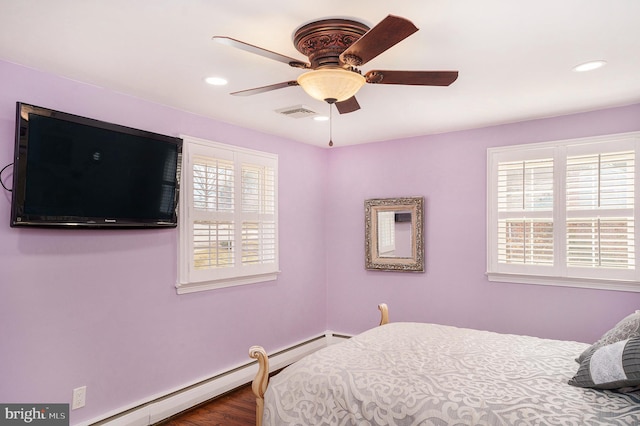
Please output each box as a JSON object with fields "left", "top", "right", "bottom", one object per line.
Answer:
{"left": 325, "top": 330, "right": 352, "bottom": 346}
{"left": 85, "top": 332, "right": 348, "bottom": 426}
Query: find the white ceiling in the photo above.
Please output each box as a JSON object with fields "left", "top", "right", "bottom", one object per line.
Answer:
{"left": 1, "top": 1, "right": 640, "bottom": 148}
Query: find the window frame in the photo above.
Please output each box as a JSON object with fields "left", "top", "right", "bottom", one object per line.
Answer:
{"left": 177, "top": 135, "right": 279, "bottom": 294}
{"left": 487, "top": 131, "right": 640, "bottom": 292}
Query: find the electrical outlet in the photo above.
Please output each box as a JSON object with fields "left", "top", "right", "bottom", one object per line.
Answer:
{"left": 72, "top": 386, "right": 86, "bottom": 410}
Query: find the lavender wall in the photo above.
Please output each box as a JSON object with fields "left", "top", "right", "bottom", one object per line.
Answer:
{"left": 325, "top": 103, "right": 640, "bottom": 342}
{"left": 2, "top": 58, "right": 640, "bottom": 424}
{"left": 0, "top": 61, "right": 328, "bottom": 424}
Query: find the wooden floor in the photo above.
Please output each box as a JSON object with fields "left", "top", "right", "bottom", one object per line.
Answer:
{"left": 156, "top": 384, "right": 255, "bottom": 426}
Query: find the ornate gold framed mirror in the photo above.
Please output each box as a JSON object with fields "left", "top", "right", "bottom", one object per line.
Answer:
{"left": 365, "top": 196, "right": 424, "bottom": 272}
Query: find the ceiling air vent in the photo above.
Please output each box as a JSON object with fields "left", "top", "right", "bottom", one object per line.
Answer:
{"left": 275, "top": 105, "right": 318, "bottom": 119}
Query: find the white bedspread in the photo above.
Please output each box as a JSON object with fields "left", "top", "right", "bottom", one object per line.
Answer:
{"left": 263, "top": 322, "right": 640, "bottom": 425}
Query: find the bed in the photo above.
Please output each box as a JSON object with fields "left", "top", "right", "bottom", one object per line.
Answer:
{"left": 249, "top": 304, "right": 640, "bottom": 425}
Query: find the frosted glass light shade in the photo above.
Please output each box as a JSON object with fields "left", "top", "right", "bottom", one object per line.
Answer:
{"left": 297, "top": 69, "right": 366, "bottom": 103}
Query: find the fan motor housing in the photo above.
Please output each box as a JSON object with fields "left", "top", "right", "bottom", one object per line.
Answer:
{"left": 293, "top": 19, "right": 369, "bottom": 69}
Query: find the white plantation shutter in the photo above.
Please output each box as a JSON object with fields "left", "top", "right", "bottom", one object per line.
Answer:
{"left": 497, "top": 159, "right": 554, "bottom": 266}
{"left": 242, "top": 221, "right": 276, "bottom": 264}
{"left": 565, "top": 150, "right": 635, "bottom": 277}
{"left": 566, "top": 219, "right": 634, "bottom": 268}
{"left": 498, "top": 220, "right": 554, "bottom": 265}
{"left": 178, "top": 136, "right": 278, "bottom": 293}
{"left": 488, "top": 132, "right": 640, "bottom": 291}
{"left": 192, "top": 157, "right": 234, "bottom": 211}
{"left": 192, "top": 157, "right": 235, "bottom": 270}
{"left": 241, "top": 163, "right": 276, "bottom": 265}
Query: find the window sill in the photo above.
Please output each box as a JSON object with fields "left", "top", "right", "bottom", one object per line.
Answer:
{"left": 176, "top": 272, "right": 279, "bottom": 294}
{"left": 486, "top": 272, "right": 640, "bottom": 293}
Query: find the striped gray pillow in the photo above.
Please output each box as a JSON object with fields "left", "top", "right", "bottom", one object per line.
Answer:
{"left": 569, "top": 337, "right": 640, "bottom": 390}
{"left": 577, "top": 311, "right": 640, "bottom": 364}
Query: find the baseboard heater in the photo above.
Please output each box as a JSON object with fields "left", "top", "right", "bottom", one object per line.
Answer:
{"left": 84, "top": 331, "right": 349, "bottom": 426}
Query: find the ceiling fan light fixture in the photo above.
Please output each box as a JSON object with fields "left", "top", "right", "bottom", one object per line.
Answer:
{"left": 296, "top": 69, "right": 366, "bottom": 103}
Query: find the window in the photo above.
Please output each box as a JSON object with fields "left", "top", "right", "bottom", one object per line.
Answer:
{"left": 177, "top": 136, "right": 278, "bottom": 294}
{"left": 377, "top": 211, "right": 396, "bottom": 255}
{"left": 487, "top": 132, "right": 640, "bottom": 292}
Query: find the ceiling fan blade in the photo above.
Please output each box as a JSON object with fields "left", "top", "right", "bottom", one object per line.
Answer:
{"left": 365, "top": 70, "right": 459, "bottom": 86}
{"left": 339, "top": 15, "right": 418, "bottom": 66}
{"left": 213, "top": 36, "right": 310, "bottom": 68}
{"left": 335, "top": 97, "right": 361, "bottom": 114}
{"left": 230, "top": 81, "right": 299, "bottom": 96}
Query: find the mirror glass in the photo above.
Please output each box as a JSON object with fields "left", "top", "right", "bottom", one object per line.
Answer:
{"left": 365, "top": 197, "right": 424, "bottom": 272}
{"left": 377, "top": 210, "right": 412, "bottom": 258}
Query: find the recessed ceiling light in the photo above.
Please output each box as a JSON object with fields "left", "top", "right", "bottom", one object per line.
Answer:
{"left": 314, "top": 116, "right": 329, "bottom": 122}
{"left": 205, "top": 76, "right": 228, "bottom": 86}
{"left": 572, "top": 60, "right": 607, "bottom": 73}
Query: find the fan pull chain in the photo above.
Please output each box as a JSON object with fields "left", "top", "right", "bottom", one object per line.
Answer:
{"left": 328, "top": 103, "right": 334, "bottom": 147}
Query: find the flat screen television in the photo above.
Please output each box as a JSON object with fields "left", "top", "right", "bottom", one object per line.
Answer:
{"left": 10, "top": 102, "right": 182, "bottom": 228}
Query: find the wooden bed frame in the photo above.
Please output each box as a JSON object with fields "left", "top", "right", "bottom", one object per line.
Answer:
{"left": 248, "top": 303, "right": 389, "bottom": 426}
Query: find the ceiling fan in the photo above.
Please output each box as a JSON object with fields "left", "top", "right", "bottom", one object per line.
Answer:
{"left": 213, "top": 15, "right": 459, "bottom": 115}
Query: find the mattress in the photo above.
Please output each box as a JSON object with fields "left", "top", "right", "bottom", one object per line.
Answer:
{"left": 263, "top": 322, "right": 640, "bottom": 425}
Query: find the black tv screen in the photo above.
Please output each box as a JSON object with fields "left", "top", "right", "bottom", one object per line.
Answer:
{"left": 10, "top": 102, "right": 182, "bottom": 228}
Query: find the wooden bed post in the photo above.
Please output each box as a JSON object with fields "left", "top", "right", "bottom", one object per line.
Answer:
{"left": 249, "top": 345, "right": 269, "bottom": 426}
{"left": 378, "top": 303, "right": 389, "bottom": 325}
